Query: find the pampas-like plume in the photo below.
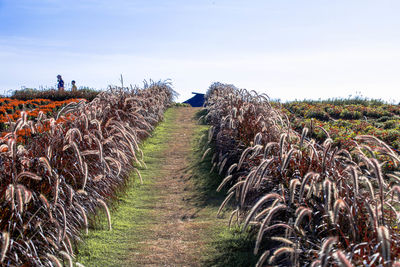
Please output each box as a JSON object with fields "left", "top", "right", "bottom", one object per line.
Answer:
{"left": 219, "top": 157, "right": 228, "bottom": 175}
{"left": 217, "top": 175, "right": 233, "bottom": 192}
{"left": 294, "top": 207, "right": 312, "bottom": 230}
{"left": 227, "top": 163, "right": 237, "bottom": 176}
{"left": 255, "top": 250, "right": 270, "bottom": 267}
{"left": 299, "top": 127, "right": 309, "bottom": 148}
{"left": 1, "top": 232, "right": 10, "bottom": 263}
{"left": 298, "top": 172, "right": 315, "bottom": 203}
{"left": 39, "top": 157, "right": 52, "bottom": 175}
{"left": 371, "top": 158, "right": 386, "bottom": 225}
{"left": 289, "top": 179, "right": 300, "bottom": 205}
{"left": 377, "top": 225, "right": 391, "bottom": 265}
{"left": 59, "top": 250, "right": 73, "bottom": 267}
{"left": 347, "top": 166, "right": 359, "bottom": 197}
{"left": 56, "top": 203, "right": 67, "bottom": 241}
{"left": 76, "top": 203, "right": 88, "bottom": 235}
{"left": 271, "top": 236, "right": 295, "bottom": 246}
{"left": 238, "top": 147, "right": 253, "bottom": 170}
{"left": 46, "top": 253, "right": 62, "bottom": 267}
{"left": 16, "top": 171, "right": 42, "bottom": 181}
{"left": 319, "top": 237, "right": 337, "bottom": 267}
{"left": 133, "top": 168, "right": 143, "bottom": 184}
{"left": 333, "top": 250, "right": 354, "bottom": 267}
{"left": 269, "top": 247, "right": 294, "bottom": 265}
{"left": 5, "top": 184, "right": 15, "bottom": 210}
{"left": 243, "top": 193, "right": 284, "bottom": 230}
{"left": 255, "top": 204, "right": 288, "bottom": 254}
{"left": 217, "top": 191, "right": 235, "bottom": 217}
{"left": 97, "top": 199, "right": 112, "bottom": 231}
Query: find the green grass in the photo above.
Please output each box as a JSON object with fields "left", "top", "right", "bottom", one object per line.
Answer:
{"left": 189, "top": 110, "right": 259, "bottom": 267}
{"left": 76, "top": 108, "right": 179, "bottom": 266}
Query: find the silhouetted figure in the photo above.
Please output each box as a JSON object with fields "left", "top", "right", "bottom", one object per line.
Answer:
{"left": 57, "top": 75, "right": 64, "bottom": 92}
{"left": 71, "top": 80, "right": 77, "bottom": 92}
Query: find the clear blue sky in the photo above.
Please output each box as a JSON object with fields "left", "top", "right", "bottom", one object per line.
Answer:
{"left": 1, "top": 0, "right": 400, "bottom": 102}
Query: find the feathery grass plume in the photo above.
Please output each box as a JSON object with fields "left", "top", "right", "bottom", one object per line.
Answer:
{"left": 299, "top": 127, "right": 309, "bottom": 148}
{"left": 323, "top": 178, "right": 332, "bottom": 213}
{"left": 5, "top": 184, "right": 15, "bottom": 210}
{"left": 1, "top": 232, "right": 10, "bottom": 263}
{"left": 64, "top": 234, "right": 74, "bottom": 257}
{"left": 289, "top": 179, "right": 300, "bottom": 205}
{"left": 319, "top": 237, "right": 337, "bottom": 267}
{"left": 207, "top": 126, "right": 214, "bottom": 143}
{"left": 219, "top": 157, "right": 228, "bottom": 175}
{"left": 268, "top": 247, "right": 294, "bottom": 265}
{"left": 298, "top": 172, "right": 315, "bottom": 203}
{"left": 217, "top": 175, "right": 233, "bottom": 192}
{"left": 310, "top": 260, "right": 322, "bottom": 267}
{"left": 228, "top": 208, "right": 238, "bottom": 228}
{"left": 253, "top": 132, "right": 263, "bottom": 145}
{"left": 227, "top": 163, "right": 237, "bottom": 176}
{"left": 210, "top": 162, "right": 217, "bottom": 173}
{"left": 59, "top": 250, "right": 73, "bottom": 267}
{"left": 97, "top": 199, "right": 112, "bottom": 231}
{"left": 333, "top": 250, "right": 354, "bottom": 267}
{"left": 255, "top": 250, "right": 270, "bottom": 267}
{"left": 377, "top": 225, "right": 391, "bottom": 265}
{"left": 333, "top": 199, "right": 347, "bottom": 224}
{"left": 279, "top": 133, "right": 287, "bottom": 160}
{"left": 56, "top": 203, "right": 67, "bottom": 240}
{"left": 360, "top": 176, "right": 375, "bottom": 201}
{"left": 282, "top": 148, "right": 295, "bottom": 173}
{"left": 243, "top": 193, "right": 283, "bottom": 230}
{"left": 240, "top": 170, "right": 257, "bottom": 206}
{"left": 81, "top": 162, "right": 88, "bottom": 190}
{"left": 294, "top": 207, "right": 312, "bottom": 230}
{"left": 271, "top": 236, "right": 295, "bottom": 246}
{"left": 237, "top": 146, "right": 254, "bottom": 170}
{"left": 371, "top": 158, "right": 386, "bottom": 224}
{"left": 347, "top": 166, "right": 359, "bottom": 197}
{"left": 53, "top": 175, "right": 60, "bottom": 205}
{"left": 16, "top": 171, "right": 42, "bottom": 181}
{"left": 16, "top": 187, "right": 23, "bottom": 214}
{"left": 46, "top": 253, "right": 62, "bottom": 267}
{"left": 39, "top": 157, "right": 52, "bottom": 175}
{"left": 217, "top": 191, "right": 235, "bottom": 217}
{"left": 76, "top": 203, "right": 88, "bottom": 235}
{"left": 133, "top": 168, "right": 143, "bottom": 184}
{"left": 255, "top": 204, "right": 288, "bottom": 254}
{"left": 263, "top": 141, "right": 279, "bottom": 158}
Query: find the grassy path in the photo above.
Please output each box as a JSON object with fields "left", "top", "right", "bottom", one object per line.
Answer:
{"left": 77, "top": 107, "right": 250, "bottom": 266}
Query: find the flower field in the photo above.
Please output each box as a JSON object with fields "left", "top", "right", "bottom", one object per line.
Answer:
{"left": 0, "top": 82, "right": 174, "bottom": 266}
{"left": 203, "top": 83, "right": 400, "bottom": 266}
{"left": 0, "top": 98, "right": 82, "bottom": 130}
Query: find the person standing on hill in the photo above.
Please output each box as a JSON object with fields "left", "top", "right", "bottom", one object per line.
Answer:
{"left": 71, "top": 80, "right": 77, "bottom": 92}
{"left": 57, "top": 75, "right": 64, "bottom": 92}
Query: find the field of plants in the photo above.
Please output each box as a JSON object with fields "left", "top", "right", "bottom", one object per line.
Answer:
{"left": 202, "top": 83, "right": 400, "bottom": 266}
{"left": 0, "top": 82, "right": 174, "bottom": 266}
{"left": 1, "top": 79, "right": 400, "bottom": 266}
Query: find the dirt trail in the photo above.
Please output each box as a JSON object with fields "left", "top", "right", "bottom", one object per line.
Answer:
{"left": 128, "top": 107, "right": 212, "bottom": 266}
{"left": 78, "top": 107, "right": 228, "bottom": 266}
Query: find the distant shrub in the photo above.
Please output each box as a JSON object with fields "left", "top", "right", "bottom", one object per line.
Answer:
{"left": 339, "top": 109, "right": 362, "bottom": 120}
{"left": 304, "top": 108, "right": 329, "bottom": 121}
{"left": 172, "top": 102, "right": 191, "bottom": 107}
{"left": 383, "top": 119, "right": 398, "bottom": 129}
{"left": 11, "top": 88, "right": 100, "bottom": 101}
